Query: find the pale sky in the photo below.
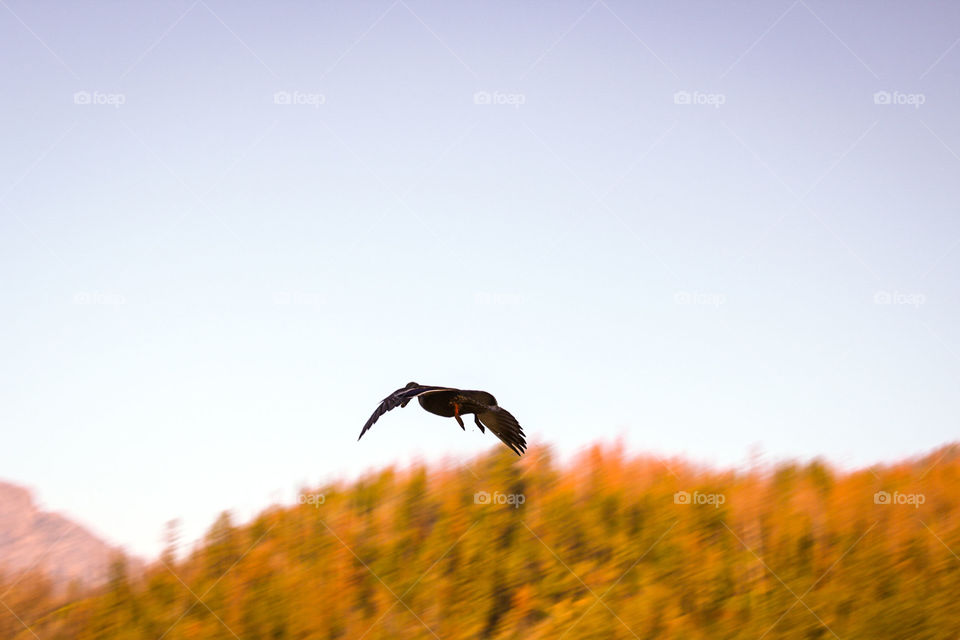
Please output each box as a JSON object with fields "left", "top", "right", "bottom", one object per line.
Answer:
{"left": 2, "top": 0, "right": 959, "bottom": 558}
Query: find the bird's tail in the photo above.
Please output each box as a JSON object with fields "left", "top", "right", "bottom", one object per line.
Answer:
{"left": 477, "top": 407, "right": 526, "bottom": 456}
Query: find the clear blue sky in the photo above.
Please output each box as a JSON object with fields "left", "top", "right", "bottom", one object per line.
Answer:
{"left": 2, "top": 0, "right": 959, "bottom": 558}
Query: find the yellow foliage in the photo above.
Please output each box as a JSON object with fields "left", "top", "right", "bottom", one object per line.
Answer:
{"left": 3, "top": 443, "right": 959, "bottom": 639}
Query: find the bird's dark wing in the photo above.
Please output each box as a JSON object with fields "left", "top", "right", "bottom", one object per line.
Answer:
{"left": 476, "top": 406, "right": 527, "bottom": 456}
{"left": 358, "top": 384, "right": 457, "bottom": 441}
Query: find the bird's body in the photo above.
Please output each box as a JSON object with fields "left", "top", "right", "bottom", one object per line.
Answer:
{"left": 416, "top": 388, "right": 495, "bottom": 419}
{"left": 358, "top": 382, "right": 527, "bottom": 455}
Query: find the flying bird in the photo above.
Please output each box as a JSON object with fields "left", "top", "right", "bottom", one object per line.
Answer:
{"left": 358, "top": 382, "right": 527, "bottom": 456}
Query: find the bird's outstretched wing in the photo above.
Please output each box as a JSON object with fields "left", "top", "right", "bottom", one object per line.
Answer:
{"left": 358, "top": 383, "right": 456, "bottom": 440}
{"left": 477, "top": 406, "right": 527, "bottom": 456}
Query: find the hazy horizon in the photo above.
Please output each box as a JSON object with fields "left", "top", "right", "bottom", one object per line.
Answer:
{"left": 3, "top": 440, "right": 959, "bottom": 564}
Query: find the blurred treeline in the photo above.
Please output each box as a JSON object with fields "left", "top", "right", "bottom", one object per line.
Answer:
{"left": 4, "top": 443, "right": 960, "bottom": 639}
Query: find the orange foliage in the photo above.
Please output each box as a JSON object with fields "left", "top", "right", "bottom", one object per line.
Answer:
{"left": 3, "top": 443, "right": 960, "bottom": 639}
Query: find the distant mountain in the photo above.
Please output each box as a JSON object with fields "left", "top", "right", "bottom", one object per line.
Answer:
{"left": 0, "top": 481, "right": 116, "bottom": 587}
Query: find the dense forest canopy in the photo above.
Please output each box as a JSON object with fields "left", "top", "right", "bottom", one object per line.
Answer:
{"left": 3, "top": 443, "right": 959, "bottom": 639}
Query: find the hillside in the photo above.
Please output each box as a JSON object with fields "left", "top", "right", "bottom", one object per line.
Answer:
{"left": 4, "top": 444, "right": 960, "bottom": 639}
{"left": 0, "top": 481, "right": 116, "bottom": 588}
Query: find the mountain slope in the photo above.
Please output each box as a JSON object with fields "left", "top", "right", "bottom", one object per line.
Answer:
{"left": 0, "top": 481, "right": 115, "bottom": 587}
{"left": 11, "top": 444, "right": 960, "bottom": 640}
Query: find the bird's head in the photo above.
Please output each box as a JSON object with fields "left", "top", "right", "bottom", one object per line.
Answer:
{"left": 404, "top": 381, "right": 420, "bottom": 389}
